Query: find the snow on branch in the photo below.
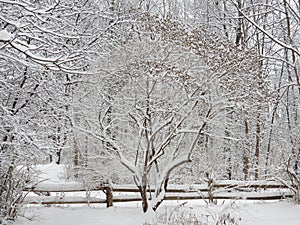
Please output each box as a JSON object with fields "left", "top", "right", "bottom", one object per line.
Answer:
{"left": 0, "top": 29, "right": 12, "bottom": 42}
{"left": 231, "top": 0, "right": 300, "bottom": 56}
{"left": 0, "top": 0, "right": 60, "bottom": 14}
{"left": 0, "top": 1, "right": 98, "bottom": 74}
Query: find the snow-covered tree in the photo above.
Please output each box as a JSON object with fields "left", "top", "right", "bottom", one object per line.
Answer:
{"left": 83, "top": 15, "right": 268, "bottom": 212}
{"left": 0, "top": 0, "right": 106, "bottom": 221}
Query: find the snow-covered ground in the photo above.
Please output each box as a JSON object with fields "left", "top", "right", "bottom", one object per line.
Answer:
{"left": 33, "top": 162, "right": 67, "bottom": 182}
{"left": 15, "top": 163, "right": 300, "bottom": 225}
{"left": 15, "top": 201, "right": 300, "bottom": 225}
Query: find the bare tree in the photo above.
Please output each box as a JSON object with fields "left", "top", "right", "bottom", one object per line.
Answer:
{"left": 81, "top": 15, "right": 267, "bottom": 212}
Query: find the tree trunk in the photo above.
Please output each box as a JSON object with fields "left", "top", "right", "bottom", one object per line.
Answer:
{"left": 235, "top": 0, "right": 243, "bottom": 46}
{"left": 73, "top": 138, "right": 79, "bottom": 178}
{"left": 265, "top": 65, "right": 284, "bottom": 175}
{"left": 225, "top": 129, "right": 232, "bottom": 180}
{"left": 139, "top": 184, "right": 148, "bottom": 213}
{"left": 297, "top": 184, "right": 300, "bottom": 204}
{"left": 254, "top": 112, "right": 261, "bottom": 181}
{"left": 243, "top": 118, "right": 249, "bottom": 180}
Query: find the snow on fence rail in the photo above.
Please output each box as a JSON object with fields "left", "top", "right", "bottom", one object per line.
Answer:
{"left": 24, "top": 180, "right": 294, "bottom": 206}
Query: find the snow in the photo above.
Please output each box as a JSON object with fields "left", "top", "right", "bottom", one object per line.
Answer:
{"left": 35, "top": 162, "right": 67, "bottom": 182}
{"left": 26, "top": 195, "right": 106, "bottom": 204}
{"left": 15, "top": 201, "right": 300, "bottom": 225}
{"left": 17, "top": 206, "right": 156, "bottom": 225}
{"left": 241, "top": 202, "right": 300, "bottom": 225}
{"left": 25, "top": 163, "right": 85, "bottom": 192}
{"left": 0, "top": 29, "right": 12, "bottom": 42}
{"left": 26, "top": 182, "right": 90, "bottom": 192}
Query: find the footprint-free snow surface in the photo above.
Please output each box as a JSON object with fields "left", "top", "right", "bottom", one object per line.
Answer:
{"left": 15, "top": 201, "right": 300, "bottom": 225}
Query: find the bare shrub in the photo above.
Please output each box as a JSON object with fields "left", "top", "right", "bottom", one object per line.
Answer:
{"left": 144, "top": 203, "right": 241, "bottom": 225}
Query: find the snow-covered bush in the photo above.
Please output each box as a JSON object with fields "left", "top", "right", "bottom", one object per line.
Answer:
{"left": 144, "top": 203, "right": 241, "bottom": 225}
{"left": 0, "top": 165, "right": 31, "bottom": 224}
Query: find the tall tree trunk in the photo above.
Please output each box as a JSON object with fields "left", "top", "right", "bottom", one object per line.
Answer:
{"left": 139, "top": 173, "right": 148, "bottom": 213}
{"left": 225, "top": 129, "right": 232, "bottom": 180}
{"left": 283, "top": 0, "right": 300, "bottom": 175}
{"left": 73, "top": 138, "right": 79, "bottom": 178}
{"left": 265, "top": 64, "right": 284, "bottom": 175}
{"left": 243, "top": 118, "right": 249, "bottom": 180}
{"left": 235, "top": 0, "right": 243, "bottom": 46}
{"left": 254, "top": 112, "right": 261, "bottom": 181}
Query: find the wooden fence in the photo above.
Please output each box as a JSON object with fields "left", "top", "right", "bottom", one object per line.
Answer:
{"left": 24, "top": 180, "right": 294, "bottom": 206}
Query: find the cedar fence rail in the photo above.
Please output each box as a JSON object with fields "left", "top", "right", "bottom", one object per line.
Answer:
{"left": 24, "top": 180, "right": 294, "bottom": 207}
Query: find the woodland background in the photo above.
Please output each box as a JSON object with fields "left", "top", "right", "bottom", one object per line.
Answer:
{"left": 0, "top": 0, "right": 299, "bottom": 221}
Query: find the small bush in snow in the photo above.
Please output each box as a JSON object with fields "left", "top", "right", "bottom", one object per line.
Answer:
{"left": 144, "top": 203, "right": 241, "bottom": 225}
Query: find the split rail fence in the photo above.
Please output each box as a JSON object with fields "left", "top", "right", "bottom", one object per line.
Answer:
{"left": 24, "top": 180, "right": 294, "bottom": 206}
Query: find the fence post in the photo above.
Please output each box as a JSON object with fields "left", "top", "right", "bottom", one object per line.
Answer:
{"left": 105, "top": 186, "right": 113, "bottom": 207}
{"left": 206, "top": 172, "right": 214, "bottom": 203}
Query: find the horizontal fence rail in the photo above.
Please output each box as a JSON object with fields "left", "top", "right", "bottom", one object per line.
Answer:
{"left": 24, "top": 180, "right": 294, "bottom": 206}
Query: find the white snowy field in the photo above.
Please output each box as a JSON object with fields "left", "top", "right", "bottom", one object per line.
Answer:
{"left": 14, "top": 200, "right": 300, "bottom": 225}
